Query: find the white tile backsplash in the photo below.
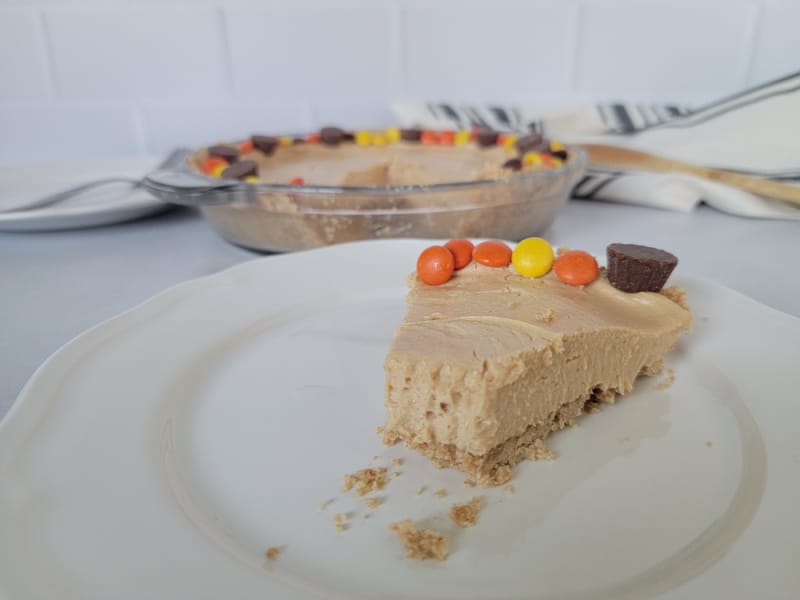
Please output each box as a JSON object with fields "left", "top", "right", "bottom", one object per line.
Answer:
{"left": 0, "top": 9, "right": 52, "bottom": 100}
{"left": 0, "top": 0, "right": 797, "bottom": 162}
{"left": 44, "top": 5, "right": 228, "bottom": 99}
{"left": 575, "top": 0, "right": 757, "bottom": 102}
{"left": 751, "top": 1, "right": 800, "bottom": 85}
{"left": 402, "top": 0, "right": 576, "bottom": 100}
{"left": 310, "top": 100, "right": 396, "bottom": 130}
{"left": 225, "top": 1, "right": 397, "bottom": 97}
{"left": 140, "top": 101, "right": 312, "bottom": 154}
{"left": 0, "top": 103, "right": 140, "bottom": 164}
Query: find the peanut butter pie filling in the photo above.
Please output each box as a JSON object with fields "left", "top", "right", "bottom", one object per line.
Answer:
{"left": 383, "top": 240, "right": 691, "bottom": 486}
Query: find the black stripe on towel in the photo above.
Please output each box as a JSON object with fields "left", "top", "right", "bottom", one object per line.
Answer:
{"left": 611, "top": 104, "right": 636, "bottom": 133}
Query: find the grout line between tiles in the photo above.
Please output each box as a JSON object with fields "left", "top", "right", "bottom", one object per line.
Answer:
{"left": 742, "top": 1, "right": 765, "bottom": 86}
{"left": 38, "top": 8, "right": 60, "bottom": 98}
{"left": 217, "top": 6, "right": 236, "bottom": 95}
{"left": 394, "top": 1, "right": 409, "bottom": 96}
{"left": 131, "top": 102, "right": 148, "bottom": 155}
{"left": 564, "top": 0, "right": 583, "bottom": 93}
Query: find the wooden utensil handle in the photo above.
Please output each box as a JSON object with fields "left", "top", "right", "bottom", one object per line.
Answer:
{"left": 581, "top": 144, "right": 800, "bottom": 206}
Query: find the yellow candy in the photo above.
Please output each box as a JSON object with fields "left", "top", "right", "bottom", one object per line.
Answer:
{"left": 244, "top": 175, "right": 260, "bottom": 183}
{"left": 512, "top": 237, "right": 554, "bottom": 278}
{"left": 550, "top": 140, "right": 565, "bottom": 152}
{"left": 550, "top": 157, "right": 563, "bottom": 167}
{"left": 385, "top": 127, "right": 401, "bottom": 143}
{"left": 279, "top": 137, "right": 293, "bottom": 147}
{"left": 210, "top": 163, "right": 227, "bottom": 178}
{"left": 454, "top": 130, "right": 471, "bottom": 146}
{"left": 503, "top": 134, "right": 518, "bottom": 151}
{"left": 373, "top": 134, "right": 388, "bottom": 146}
{"left": 522, "top": 152, "right": 542, "bottom": 166}
{"left": 355, "top": 130, "right": 373, "bottom": 146}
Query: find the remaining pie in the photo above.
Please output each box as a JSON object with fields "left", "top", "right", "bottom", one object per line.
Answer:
{"left": 382, "top": 241, "right": 691, "bottom": 486}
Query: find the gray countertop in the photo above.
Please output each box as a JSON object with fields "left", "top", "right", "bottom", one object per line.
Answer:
{"left": 1, "top": 201, "right": 798, "bottom": 419}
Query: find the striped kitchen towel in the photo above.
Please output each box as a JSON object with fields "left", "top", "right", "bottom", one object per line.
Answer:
{"left": 392, "top": 71, "right": 800, "bottom": 220}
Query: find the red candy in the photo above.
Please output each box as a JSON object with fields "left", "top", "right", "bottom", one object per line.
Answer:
{"left": 202, "top": 157, "right": 228, "bottom": 174}
{"left": 554, "top": 250, "right": 599, "bottom": 286}
{"left": 420, "top": 131, "right": 440, "bottom": 145}
{"left": 306, "top": 133, "right": 321, "bottom": 143}
{"left": 444, "top": 239, "right": 474, "bottom": 270}
{"left": 439, "top": 130, "right": 455, "bottom": 145}
{"left": 472, "top": 240, "right": 512, "bottom": 267}
{"left": 289, "top": 177, "right": 305, "bottom": 185}
{"left": 239, "top": 140, "right": 254, "bottom": 153}
{"left": 417, "top": 246, "right": 455, "bottom": 285}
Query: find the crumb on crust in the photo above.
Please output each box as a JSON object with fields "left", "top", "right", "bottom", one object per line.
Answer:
{"left": 343, "top": 467, "right": 388, "bottom": 496}
{"left": 660, "top": 285, "right": 689, "bottom": 310}
{"left": 463, "top": 479, "right": 476, "bottom": 488}
{"left": 391, "top": 458, "right": 404, "bottom": 467}
{"left": 503, "top": 484, "right": 514, "bottom": 494}
{"left": 491, "top": 465, "right": 513, "bottom": 485}
{"left": 706, "top": 440, "right": 713, "bottom": 448}
{"left": 424, "top": 312, "right": 445, "bottom": 320}
{"left": 449, "top": 496, "right": 485, "bottom": 528}
{"left": 317, "top": 498, "right": 333, "bottom": 512}
{"left": 434, "top": 488, "right": 447, "bottom": 498}
{"left": 528, "top": 439, "right": 555, "bottom": 461}
{"left": 265, "top": 546, "right": 281, "bottom": 560}
{"left": 535, "top": 308, "right": 555, "bottom": 323}
{"left": 416, "top": 486, "right": 426, "bottom": 496}
{"left": 388, "top": 519, "right": 449, "bottom": 561}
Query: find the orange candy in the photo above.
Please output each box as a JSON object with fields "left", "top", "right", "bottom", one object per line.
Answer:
{"left": 496, "top": 133, "right": 508, "bottom": 146}
{"left": 420, "top": 130, "right": 440, "bottom": 145}
{"left": 472, "top": 240, "right": 512, "bottom": 267}
{"left": 289, "top": 177, "right": 305, "bottom": 185}
{"left": 553, "top": 250, "right": 599, "bottom": 286}
{"left": 417, "top": 245, "right": 455, "bottom": 285}
{"left": 306, "top": 133, "right": 321, "bottom": 143}
{"left": 239, "top": 140, "right": 254, "bottom": 153}
{"left": 439, "top": 130, "right": 455, "bottom": 145}
{"left": 202, "top": 157, "right": 228, "bottom": 174}
{"left": 444, "top": 239, "right": 474, "bottom": 270}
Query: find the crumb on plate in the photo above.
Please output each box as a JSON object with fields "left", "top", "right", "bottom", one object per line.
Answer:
{"left": 388, "top": 519, "right": 448, "bottom": 561}
{"left": 449, "top": 496, "right": 485, "bottom": 528}
{"left": 343, "top": 467, "right": 388, "bottom": 496}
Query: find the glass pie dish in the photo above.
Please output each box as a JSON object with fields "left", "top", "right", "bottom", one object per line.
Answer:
{"left": 142, "top": 145, "right": 586, "bottom": 253}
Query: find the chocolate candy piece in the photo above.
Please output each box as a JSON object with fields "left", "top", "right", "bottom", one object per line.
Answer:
{"left": 550, "top": 149, "right": 568, "bottom": 160}
{"left": 515, "top": 134, "right": 545, "bottom": 153}
{"left": 606, "top": 243, "right": 678, "bottom": 293}
{"left": 342, "top": 131, "right": 356, "bottom": 142}
{"left": 251, "top": 135, "right": 279, "bottom": 155}
{"left": 475, "top": 129, "right": 499, "bottom": 147}
{"left": 320, "top": 126, "right": 346, "bottom": 145}
{"left": 400, "top": 128, "right": 423, "bottom": 142}
{"left": 502, "top": 158, "right": 522, "bottom": 171}
{"left": 208, "top": 145, "right": 239, "bottom": 162}
{"left": 220, "top": 159, "right": 258, "bottom": 180}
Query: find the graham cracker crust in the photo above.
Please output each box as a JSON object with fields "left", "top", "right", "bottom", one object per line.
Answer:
{"left": 384, "top": 388, "right": 620, "bottom": 486}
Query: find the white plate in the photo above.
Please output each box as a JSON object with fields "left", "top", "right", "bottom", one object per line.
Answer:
{"left": 0, "top": 157, "right": 169, "bottom": 232}
{"left": 0, "top": 240, "right": 797, "bottom": 600}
